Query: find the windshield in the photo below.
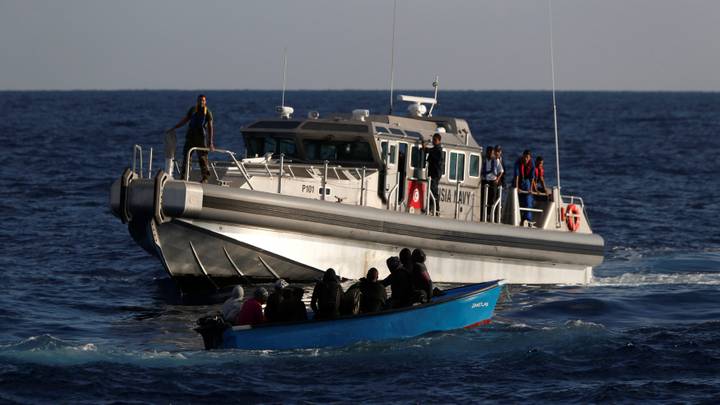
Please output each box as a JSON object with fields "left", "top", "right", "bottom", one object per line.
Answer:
{"left": 303, "top": 139, "right": 374, "bottom": 163}
{"left": 244, "top": 133, "right": 299, "bottom": 159}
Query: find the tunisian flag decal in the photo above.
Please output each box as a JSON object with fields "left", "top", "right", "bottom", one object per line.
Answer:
{"left": 407, "top": 179, "right": 425, "bottom": 213}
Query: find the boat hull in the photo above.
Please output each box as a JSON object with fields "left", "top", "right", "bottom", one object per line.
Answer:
{"left": 221, "top": 281, "right": 502, "bottom": 350}
{"left": 115, "top": 178, "right": 604, "bottom": 294}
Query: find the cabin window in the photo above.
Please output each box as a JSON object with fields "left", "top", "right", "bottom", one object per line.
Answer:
{"left": 410, "top": 146, "right": 421, "bottom": 168}
{"left": 449, "top": 151, "right": 466, "bottom": 182}
{"left": 303, "top": 139, "right": 374, "bottom": 162}
{"left": 248, "top": 121, "right": 301, "bottom": 129}
{"left": 381, "top": 141, "right": 388, "bottom": 164}
{"left": 389, "top": 128, "right": 404, "bottom": 135}
{"left": 302, "top": 122, "right": 369, "bottom": 133}
{"left": 469, "top": 154, "right": 480, "bottom": 177}
{"left": 406, "top": 130, "right": 423, "bottom": 139}
{"left": 389, "top": 144, "right": 397, "bottom": 165}
{"left": 244, "top": 134, "right": 298, "bottom": 158}
{"left": 375, "top": 126, "right": 389, "bottom": 134}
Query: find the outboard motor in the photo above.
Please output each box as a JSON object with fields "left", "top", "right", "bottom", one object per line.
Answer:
{"left": 195, "top": 313, "right": 229, "bottom": 350}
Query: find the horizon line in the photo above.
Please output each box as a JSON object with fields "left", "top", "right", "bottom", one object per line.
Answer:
{"left": 1, "top": 88, "right": 719, "bottom": 93}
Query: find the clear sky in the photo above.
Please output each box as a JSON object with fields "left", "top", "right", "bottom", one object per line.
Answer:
{"left": 1, "top": 0, "right": 719, "bottom": 91}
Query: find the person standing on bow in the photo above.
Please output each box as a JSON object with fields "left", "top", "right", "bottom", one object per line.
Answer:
{"left": 423, "top": 132, "right": 444, "bottom": 214}
{"left": 166, "top": 94, "right": 214, "bottom": 183}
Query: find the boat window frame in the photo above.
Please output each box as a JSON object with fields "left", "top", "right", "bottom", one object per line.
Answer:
{"left": 469, "top": 153, "right": 481, "bottom": 178}
{"left": 448, "top": 150, "right": 466, "bottom": 183}
{"left": 442, "top": 150, "right": 447, "bottom": 177}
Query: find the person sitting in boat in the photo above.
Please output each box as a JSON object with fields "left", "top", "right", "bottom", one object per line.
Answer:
{"left": 513, "top": 149, "right": 536, "bottom": 226}
{"left": 310, "top": 268, "right": 343, "bottom": 320}
{"left": 383, "top": 256, "right": 413, "bottom": 308}
{"left": 235, "top": 287, "right": 268, "bottom": 326}
{"left": 278, "top": 287, "right": 308, "bottom": 322}
{"left": 422, "top": 132, "right": 444, "bottom": 214}
{"left": 399, "top": 248, "right": 413, "bottom": 273}
{"left": 265, "top": 278, "right": 289, "bottom": 322}
{"left": 410, "top": 249, "right": 434, "bottom": 303}
{"left": 220, "top": 285, "right": 244, "bottom": 325}
{"left": 358, "top": 268, "right": 387, "bottom": 313}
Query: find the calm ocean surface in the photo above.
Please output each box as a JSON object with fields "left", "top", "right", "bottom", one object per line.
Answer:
{"left": 1, "top": 90, "right": 719, "bottom": 403}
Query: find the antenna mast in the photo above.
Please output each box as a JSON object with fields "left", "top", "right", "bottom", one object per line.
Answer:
{"left": 548, "top": 0, "right": 561, "bottom": 192}
{"left": 281, "top": 47, "right": 288, "bottom": 107}
{"left": 388, "top": 0, "right": 398, "bottom": 114}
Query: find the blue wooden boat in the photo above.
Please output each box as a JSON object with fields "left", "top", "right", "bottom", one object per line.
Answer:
{"left": 198, "top": 280, "right": 503, "bottom": 350}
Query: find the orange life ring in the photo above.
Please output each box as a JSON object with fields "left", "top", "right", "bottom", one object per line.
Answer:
{"left": 565, "top": 204, "right": 580, "bottom": 232}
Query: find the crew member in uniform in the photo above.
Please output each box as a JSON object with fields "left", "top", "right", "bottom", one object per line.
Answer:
{"left": 423, "top": 132, "right": 444, "bottom": 214}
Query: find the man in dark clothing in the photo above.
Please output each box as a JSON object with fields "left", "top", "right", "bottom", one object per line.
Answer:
{"left": 264, "top": 278, "right": 288, "bottom": 322}
{"left": 278, "top": 287, "right": 308, "bottom": 322}
{"left": 410, "top": 249, "right": 434, "bottom": 303}
{"left": 167, "top": 94, "right": 214, "bottom": 183}
{"left": 310, "top": 268, "right": 343, "bottom": 320}
{"left": 423, "top": 132, "right": 444, "bottom": 214}
{"left": 382, "top": 256, "right": 413, "bottom": 308}
{"left": 358, "top": 268, "right": 387, "bottom": 313}
{"left": 399, "top": 248, "right": 413, "bottom": 272}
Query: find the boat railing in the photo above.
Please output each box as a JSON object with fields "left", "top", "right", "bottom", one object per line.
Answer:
{"left": 425, "top": 177, "right": 437, "bottom": 216}
{"left": 132, "top": 144, "right": 154, "bottom": 179}
{"left": 234, "top": 156, "right": 380, "bottom": 206}
{"left": 185, "top": 147, "right": 255, "bottom": 190}
{"left": 481, "top": 184, "right": 503, "bottom": 224}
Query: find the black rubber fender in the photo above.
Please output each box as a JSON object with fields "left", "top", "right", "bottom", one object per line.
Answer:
{"left": 153, "top": 169, "right": 170, "bottom": 224}
{"left": 120, "top": 168, "right": 138, "bottom": 224}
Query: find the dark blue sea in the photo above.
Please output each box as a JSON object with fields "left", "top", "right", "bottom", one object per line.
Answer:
{"left": 1, "top": 90, "right": 719, "bottom": 403}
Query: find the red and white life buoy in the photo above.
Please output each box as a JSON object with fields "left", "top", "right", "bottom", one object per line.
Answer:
{"left": 565, "top": 204, "right": 581, "bottom": 232}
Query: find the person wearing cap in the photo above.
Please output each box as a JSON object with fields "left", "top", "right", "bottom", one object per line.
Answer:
{"left": 265, "top": 278, "right": 289, "bottom": 322}
{"left": 422, "top": 131, "right": 445, "bottom": 214}
{"left": 311, "top": 268, "right": 343, "bottom": 320}
{"left": 235, "top": 287, "right": 268, "bottom": 326}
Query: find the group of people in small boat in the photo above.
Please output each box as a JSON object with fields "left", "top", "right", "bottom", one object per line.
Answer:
{"left": 220, "top": 247, "right": 438, "bottom": 326}
{"left": 482, "top": 145, "right": 549, "bottom": 226}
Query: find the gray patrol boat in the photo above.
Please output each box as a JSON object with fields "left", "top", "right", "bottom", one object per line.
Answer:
{"left": 110, "top": 92, "right": 604, "bottom": 295}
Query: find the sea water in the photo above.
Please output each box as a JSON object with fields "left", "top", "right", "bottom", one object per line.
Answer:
{"left": 1, "top": 91, "right": 719, "bottom": 403}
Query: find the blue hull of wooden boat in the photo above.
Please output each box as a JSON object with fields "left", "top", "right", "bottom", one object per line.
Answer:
{"left": 221, "top": 280, "right": 502, "bottom": 350}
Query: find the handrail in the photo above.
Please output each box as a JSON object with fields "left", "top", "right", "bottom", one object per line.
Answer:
{"left": 277, "top": 153, "right": 284, "bottom": 193}
{"left": 386, "top": 183, "right": 399, "bottom": 210}
{"left": 185, "top": 147, "right": 254, "bottom": 190}
{"left": 132, "top": 144, "right": 143, "bottom": 178}
{"left": 147, "top": 147, "right": 153, "bottom": 178}
{"left": 454, "top": 180, "right": 463, "bottom": 219}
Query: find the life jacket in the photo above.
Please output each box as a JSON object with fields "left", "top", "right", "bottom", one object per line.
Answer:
{"left": 535, "top": 166, "right": 544, "bottom": 179}
{"left": 517, "top": 159, "right": 534, "bottom": 182}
